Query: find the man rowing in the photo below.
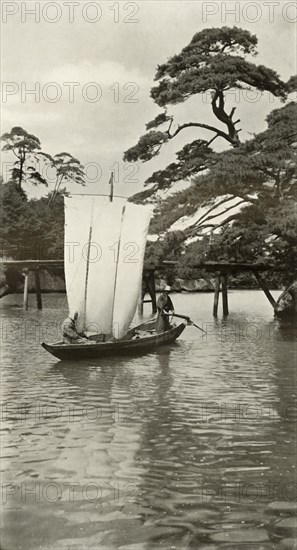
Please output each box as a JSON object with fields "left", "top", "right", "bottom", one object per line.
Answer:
{"left": 156, "top": 285, "right": 175, "bottom": 333}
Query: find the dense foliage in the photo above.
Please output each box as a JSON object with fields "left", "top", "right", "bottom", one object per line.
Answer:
{"left": 0, "top": 127, "right": 85, "bottom": 262}
{"left": 125, "top": 26, "right": 297, "bottom": 285}
{"left": 124, "top": 26, "right": 288, "bottom": 189}
{"left": 0, "top": 181, "right": 64, "bottom": 260}
{"left": 143, "top": 101, "right": 297, "bottom": 282}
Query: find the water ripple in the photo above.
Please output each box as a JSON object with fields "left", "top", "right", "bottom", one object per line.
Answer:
{"left": 1, "top": 291, "right": 296, "bottom": 549}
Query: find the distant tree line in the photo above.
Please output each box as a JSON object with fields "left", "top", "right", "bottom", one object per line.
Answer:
{"left": 0, "top": 126, "right": 84, "bottom": 261}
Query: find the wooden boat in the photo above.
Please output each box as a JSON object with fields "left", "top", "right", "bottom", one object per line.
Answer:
{"left": 41, "top": 191, "right": 189, "bottom": 361}
{"left": 42, "top": 319, "right": 186, "bottom": 361}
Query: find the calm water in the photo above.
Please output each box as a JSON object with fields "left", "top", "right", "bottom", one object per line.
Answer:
{"left": 1, "top": 291, "right": 297, "bottom": 550}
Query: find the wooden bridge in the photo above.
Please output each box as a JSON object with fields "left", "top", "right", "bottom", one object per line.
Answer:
{"left": 1, "top": 259, "right": 279, "bottom": 316}
{"left": 144, "top": 260, "right": 278, "bottom": 316}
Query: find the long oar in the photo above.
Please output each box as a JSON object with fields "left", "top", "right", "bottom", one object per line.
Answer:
{"left": 170, "top": 312, "right": 207, "bottom": 333}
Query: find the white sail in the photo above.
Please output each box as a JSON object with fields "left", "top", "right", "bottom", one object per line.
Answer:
{"left": 64, "top": 196, "right": 151, "bottom": 338}
{"left": 112, "top": 203, "right": 152, "bottom": 339}
{"left": 64, "top": 195, "right": 125, "bottom": 334}
{"left": 84, "top": 198, "right": 125, "bottom": 334}
{"left": 64, "top": 195, "right": 92, "bottom": 333}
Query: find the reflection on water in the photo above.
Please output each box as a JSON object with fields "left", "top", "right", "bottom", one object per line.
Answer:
{"left": 1, "top": 291, "right": 296, "bottom": 549}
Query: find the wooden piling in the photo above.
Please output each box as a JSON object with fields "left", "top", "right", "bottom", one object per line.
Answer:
{"left": 139, "top": 270, "right": 157, "bottom": 314}
{"left": 23, "top": 269, "right": 29, "bottom": 310}
{"left": 148, "top": 270, "right": 157, "bottom": 313}
{"left": 213, "top": 274, "right": 221, "bottom": 317}
{"left": 221, "top": 273, "right": 229, "bottom": 316}
{"left": 34, "top": 268, "right": 42, "bottom": 309}
{"left": 138, "top": 285, "right": 144, "bottom": 315}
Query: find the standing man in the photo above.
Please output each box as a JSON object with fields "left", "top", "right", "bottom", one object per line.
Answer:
{"left": 62, "top": 311, "right": 88, "bottom": 344}
{"left": 156, "top": 285, "right": 175, "bottom": 333}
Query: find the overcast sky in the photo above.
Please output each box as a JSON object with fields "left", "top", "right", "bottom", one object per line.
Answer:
{"left": 2, "top": 1, "right": 296, "bottom": 198}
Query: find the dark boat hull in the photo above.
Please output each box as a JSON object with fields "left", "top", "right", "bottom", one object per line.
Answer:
{"left": 41, "top": 322, "right": 186, "bottom": 361}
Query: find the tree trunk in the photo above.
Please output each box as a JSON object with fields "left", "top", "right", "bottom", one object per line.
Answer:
{"left": 252, "top": 270, "right": 276, "bottom": 308}
{"left": 274, "top": 280, "right": 297, "bottom": 318}
{"left": 19, "top": 150, "right": 25, "bottom": 188}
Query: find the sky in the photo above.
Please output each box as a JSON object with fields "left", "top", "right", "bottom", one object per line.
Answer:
{"left": 1, "top": 0, "right": 296, "bottom": 198}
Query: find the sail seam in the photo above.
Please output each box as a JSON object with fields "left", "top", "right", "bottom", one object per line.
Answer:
{"left": 111, "top": 205, "right": 126, "bottom": 338}
{"left": 83, "top": 199, "right": 95, "bottom": 332}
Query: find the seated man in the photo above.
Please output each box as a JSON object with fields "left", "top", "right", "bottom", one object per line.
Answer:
{"left": 62, "top": 311, "right": 88, "bottom": 344}
{"left": 156, "top": 285, "right": 175, "bottom": 333}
